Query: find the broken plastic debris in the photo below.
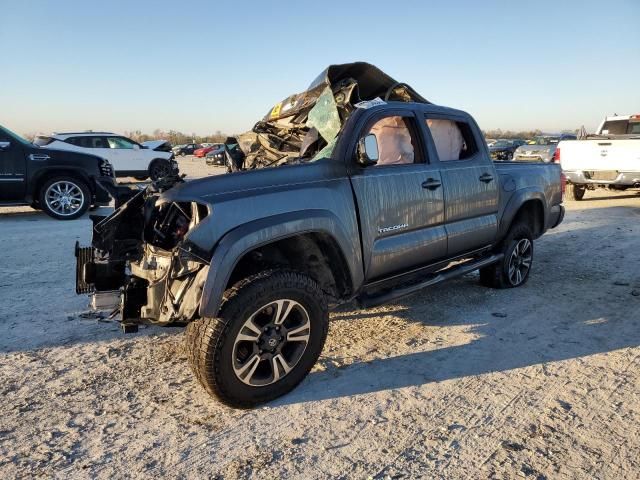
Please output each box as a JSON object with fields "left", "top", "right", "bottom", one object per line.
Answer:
{"left": 355, "top": 97, "right": 386, "bottom": 109}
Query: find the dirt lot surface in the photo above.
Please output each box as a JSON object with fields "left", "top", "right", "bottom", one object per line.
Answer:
{"left": 1, "top": 161, "right": 639, "bottom": 479}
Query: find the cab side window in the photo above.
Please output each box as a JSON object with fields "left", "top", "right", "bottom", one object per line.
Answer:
{"left": 425, "top": 118, "right": 478, "bottom": 161}
{"left": 363, "top": 115, "right": 422, "bottom": 166}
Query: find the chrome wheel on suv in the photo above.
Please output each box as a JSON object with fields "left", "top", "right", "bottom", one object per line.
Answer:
{"left": 39, "top": 177, "right": 90, "bottom": 220}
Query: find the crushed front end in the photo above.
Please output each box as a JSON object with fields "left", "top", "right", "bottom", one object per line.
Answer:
{"left": 75, "top": 176, "right": 210, "bottom": 332}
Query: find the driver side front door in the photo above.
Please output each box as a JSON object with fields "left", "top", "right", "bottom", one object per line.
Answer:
{"left": 350, "top": 110, "right": 447, "bottom": 281}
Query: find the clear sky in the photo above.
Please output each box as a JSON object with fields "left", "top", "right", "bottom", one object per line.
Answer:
{"left": 1, "top": 0, "right": 639, "bottom": 136}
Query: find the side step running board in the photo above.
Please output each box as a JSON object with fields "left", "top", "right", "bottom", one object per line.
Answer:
{"left": 358, "top": 253, "right": 504, "bottom": 308}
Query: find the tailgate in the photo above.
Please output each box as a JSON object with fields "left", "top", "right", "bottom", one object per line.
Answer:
{"left": 560, "top": 139, "right": 640, "bottom": 171}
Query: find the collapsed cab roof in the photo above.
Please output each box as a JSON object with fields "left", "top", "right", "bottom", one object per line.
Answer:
{"left": 236, "top": 62, "right": 429, "bottom": 169}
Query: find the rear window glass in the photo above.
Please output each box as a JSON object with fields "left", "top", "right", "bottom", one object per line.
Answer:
{"left": 601, "top": 120, "right": 630, "bottom": 135}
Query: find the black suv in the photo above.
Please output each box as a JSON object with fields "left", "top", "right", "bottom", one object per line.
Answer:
{"left": 0, "top": 125, "right": 115, "bottom": 220}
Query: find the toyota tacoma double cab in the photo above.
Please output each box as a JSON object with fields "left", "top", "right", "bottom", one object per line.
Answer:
{"left": 75, "top": 63, "right": 565, "bottom": 407}
{"left": 0, "top": 125, "right": 115, "bottom": 219}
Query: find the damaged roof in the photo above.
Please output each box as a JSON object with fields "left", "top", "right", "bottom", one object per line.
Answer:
{"left": 236, "top": 62, "right": 429, "bottom": 169}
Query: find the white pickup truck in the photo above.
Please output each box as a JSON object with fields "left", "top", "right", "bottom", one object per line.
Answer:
{"left": 558, "top": 114, "right": 640, "bottom": 200}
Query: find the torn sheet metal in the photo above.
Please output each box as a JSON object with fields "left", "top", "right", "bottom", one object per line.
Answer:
{"left": 237, "top": 62, "right": 429, "bottom": 170}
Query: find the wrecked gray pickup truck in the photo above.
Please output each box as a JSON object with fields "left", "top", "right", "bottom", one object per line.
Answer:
{"left": 76, "top": 63, "right": 565, "bottom": 407}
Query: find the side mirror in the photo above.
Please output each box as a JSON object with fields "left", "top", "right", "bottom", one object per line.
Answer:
{"left": 0, "top": 141, "right": 10, "bottom": 152}
{"left": 133, "top": 144, "right": 140, "bottom": 150}
{"left": 357, "top": 134, "right": 379, "bottom": 166}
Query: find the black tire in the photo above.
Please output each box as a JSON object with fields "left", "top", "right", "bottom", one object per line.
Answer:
{"left": 186, "top": 270, "right": 329, "bottom": 408}
{"left": 479, "top": 222, "right": 534, "bottom": 289}
{"left": 39, "top": 176, "right": 90, "bottom": 220}
{"left": 148, "top": 159, "right": 172, "bottom": 181}
{"left": 571, "top": 184, "right": 586, "bottom": 201}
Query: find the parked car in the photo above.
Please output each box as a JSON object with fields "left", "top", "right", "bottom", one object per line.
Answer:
{"left": 75, "top": 62, "right": 565, "bottom": 407}
{"left": 34, "top": 132, "right": 177, "bottom": 181}
{"left": 0, "top": 125, "right": 115, "bottom": 219}
{"left": 513, "top": 134, "right": 576, "bottom": 163}
{"left": 194, "top": 143, "right": 223, "bottom": 158}
{"left": 558, "top": 114, "right": 640, "bottom": 200}
{"left": 488, "top": 139, "right": 521, "bottom": 160}
{"left": 172, "top": 143, "right": 202, "bottom": 156}
{"left": 205, "top": 145, "right": 225, "bottom": 165}
{"left": 485, "top": 138, "right": 497, "bottom": 147}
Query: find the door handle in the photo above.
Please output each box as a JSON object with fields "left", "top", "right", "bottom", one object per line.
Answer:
{"left": 422, "top": 178, "right": 442, "bottom": 190}
{"left": 479, "top": 173, "right": 494, "bottom": 183}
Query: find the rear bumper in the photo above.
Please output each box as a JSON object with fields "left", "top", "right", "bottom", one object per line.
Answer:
{"left": 549, "top": 204, "right": 565, "bottom": 229}
{"left": 563, "top": 170, "right": 640, "bottom": 186}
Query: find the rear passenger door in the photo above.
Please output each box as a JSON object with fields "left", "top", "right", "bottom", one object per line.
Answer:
{"left": 423, "top": 114, "right": 499, "bottom": 256}
{"left": 350, "top": 109, "right": 447, "bottom": 281}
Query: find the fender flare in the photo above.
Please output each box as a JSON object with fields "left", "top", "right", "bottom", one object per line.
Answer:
{"left": 498, "top": 187, "right": 547, "bottom": 240}
{"left": 30, "top": 167, "right": 95, "bottom": 199}
{"left": 198, "top": 209, "right": 363, "bottom": 318}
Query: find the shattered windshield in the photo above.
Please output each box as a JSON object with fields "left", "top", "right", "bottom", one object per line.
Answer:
{"left": 233, "top": 62, "right": 429, "bottom": 170}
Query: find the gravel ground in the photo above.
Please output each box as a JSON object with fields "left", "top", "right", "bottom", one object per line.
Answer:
{"left": 1, "top": 163, "right": 639, "bottom": 479}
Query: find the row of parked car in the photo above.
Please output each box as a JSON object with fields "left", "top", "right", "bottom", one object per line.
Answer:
{"left": 485, "top": 134, "right": 577, "bottom": 162}
{"left": 172, "top": 142, "right": 226, "bottom": 165}
{"left": 486, "top": 114, "right": 640, "bottom": 200}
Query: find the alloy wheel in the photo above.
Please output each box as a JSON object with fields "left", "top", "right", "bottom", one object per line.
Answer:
{"left": 508, "top": 238, "right": 532, "bottom": 286}
{"left": 45, "top": 180, "right": 85, "bottom": 217}
{"left": 151, "top": 162, "right": 172, "bottom": 180}
{"left": 232, "top": 299, "right": 311, "bottom": 386}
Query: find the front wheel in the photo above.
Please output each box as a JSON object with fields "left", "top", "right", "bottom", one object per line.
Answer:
{"left": 186, "top": 270, "right": 329, "bottom": 407}
{"left": 39, "top": 177, "right": 90, "bottom": 220}
{"left": 148, "top": 159, "right": 172, "bottom": 181}
{"left": 480, "top": 222, "right": 534, "bottom": 289}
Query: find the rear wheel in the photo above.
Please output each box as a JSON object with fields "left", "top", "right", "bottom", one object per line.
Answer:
{"left": 480, "top": 222, "right": 533, "bottom": 289}
{"left": 570, "top": 184, "right": 586, "bottom": 201}
{"left": 186, "top": 270, "right": 329, "bottom": 407}
{"left": 39, "top": 177, "right": 90, "bottom": 220}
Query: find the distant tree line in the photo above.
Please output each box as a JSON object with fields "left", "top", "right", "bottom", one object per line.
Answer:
{"left": 123, "top": 129, "right": 231, "bottom": 145}
{"left": 482, "top": 128, "right": 579, "bottom": 139}
{"left": 22, "top": 126, "right": 581, "bottom": 145}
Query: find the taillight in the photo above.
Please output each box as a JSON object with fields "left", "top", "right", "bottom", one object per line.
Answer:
{"left": 560, "top": 172, "right": 566, "bottom": 201}
{"left": 552, "top": 147, "right": 560, "bottom": 163}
